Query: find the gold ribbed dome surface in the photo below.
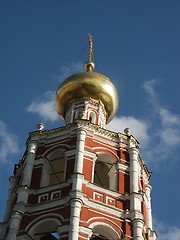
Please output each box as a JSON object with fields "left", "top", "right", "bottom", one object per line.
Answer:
{"left": 56, "top": 71, "right": 118, "bottom": 123}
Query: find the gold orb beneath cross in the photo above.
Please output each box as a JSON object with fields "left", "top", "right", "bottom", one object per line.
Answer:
{"left": 56, "top": 71, "right": 119, "bottom": 123}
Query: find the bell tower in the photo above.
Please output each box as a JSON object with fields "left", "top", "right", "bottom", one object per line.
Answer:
{"left": 0, "top": 35, "right": 157, "bottom": 240}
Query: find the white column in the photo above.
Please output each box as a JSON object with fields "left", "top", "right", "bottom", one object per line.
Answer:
{"left": 129, "top": 147, "right": 144, "bottom": 239}
{"left": 40, "top": 160, "right": 49, "bottom": 187}
{"left": 5, "top": 213, "right": 22, "bottom": 240}
{"left": 133, "top": 219, "right": 144, "bottom": 240}
{"left": 3, "top": 176, "right": 18, "bottom": 222}
{"left": 74, "top": 128, "right": 87, "bottom": 173}
{"left": 146, "top": 184, "right": 153, "bottom": 230}
{"left": 16, "top": 141, "right": 38, "bottom": 204}
{"left": 69, "top": 200, "right": 82, "bottom": 240}
{"left": 72, "top": 128, "right": 87, "bottom": 191}
{"left": 129, "top": 147, "right": 141, "bottom": 212}
{"left": 129, "top": 147, "right": 139, "bottom": 193}
{"left": 22, "top": 142, "right": 38, "bottom": 187}
{"left": 69, "top": 128, "right": 86, "bottom": 240}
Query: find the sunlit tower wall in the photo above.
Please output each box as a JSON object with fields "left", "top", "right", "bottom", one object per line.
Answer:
{"left": 0, "top": 36, "right": 157, "bottom": 240}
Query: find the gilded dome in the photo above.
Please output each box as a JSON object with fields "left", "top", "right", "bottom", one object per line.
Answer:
{"left": 56, "top": 71, "right": 118, "bottom": 123}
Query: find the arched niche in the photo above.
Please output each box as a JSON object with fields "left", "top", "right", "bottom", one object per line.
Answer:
{"left": 93, "top": 153, "right": 117, "bottom": 191}
{"left": 75, "top": 110, "right": 83, "bottom": 120}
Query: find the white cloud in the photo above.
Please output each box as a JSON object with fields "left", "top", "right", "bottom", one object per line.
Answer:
{"left": 27, "top": 91, "right": 59, "bottom": 122}
{"left": 140, "top": 79, "right": 180, "bottom": 163}
{"left": 142, "top": 79, "right": 159, "bottom": 107}
{"left": 107, "top": 116, "right": 150, "bottom": 147}
{"left": 0, "top": 120, "right": 20, "bottom": 163}
{"left": 160, "top": 108, "right": 180, "bottom": 126}
{"left": 154, "top": 219, "right": 180, "bottom": 240}
{"left": 159, "top": 227, "right": 180, "bottom": 240}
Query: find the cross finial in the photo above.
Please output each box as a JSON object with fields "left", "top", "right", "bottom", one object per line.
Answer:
{"left": 85, "top": 34, "right": 95, "bottom": 71}
{"left": 88, "top": 34, "right": 94, "bottom": 62}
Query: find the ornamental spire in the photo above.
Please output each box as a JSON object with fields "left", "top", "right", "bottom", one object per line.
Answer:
{"left": 84, "top": 34, "right": 95, "bottom": 72}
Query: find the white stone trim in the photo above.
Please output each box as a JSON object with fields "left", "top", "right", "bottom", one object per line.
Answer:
{"left": 87, "top": 203, "right": 124, "bottom": 220}
{"left": 106, "top": 196, "right": 116, "bottom": 207}
{"left": 93, "top": 192, "right": 104, "bottom": 203}
{"left": 38, "top": 193, "right": 49, "bottom": 203}
{"left": 88, "top": 221, "right": 122, "bottom": 240}
{"left": 117, "top": 162, "right": 129, "bottom": 171}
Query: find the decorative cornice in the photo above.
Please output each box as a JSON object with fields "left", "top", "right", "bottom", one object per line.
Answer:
{"left": 138, "top": 156, "right": 152, "bottom": 179}
{"left": 28, "top": 120, "right": 138, "bottom": 146}
{"left": 29, "top": 125, "right": 70, "bottom": 136}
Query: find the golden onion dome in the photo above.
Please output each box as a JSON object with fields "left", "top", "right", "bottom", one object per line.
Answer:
{"left": 56, "top": 70, "right": 119, "bottom": 123}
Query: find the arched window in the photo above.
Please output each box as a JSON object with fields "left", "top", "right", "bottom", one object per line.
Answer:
{"left": 28, "top": 217, "right": 61, "bottom": 240}
{"left": 93, "top": 153, "right": 116, "bottom": 191}
{"left": 89, "top": 223, "right": 121, "bottom": 240}
{"left": 47, "top": 149, "right": 66, "bottom": 186}
{"left": 89, "top": 111, "right": 96, "bottom": 124}
{"left": 94, "top": 161, "right": 110, "bottom": 189}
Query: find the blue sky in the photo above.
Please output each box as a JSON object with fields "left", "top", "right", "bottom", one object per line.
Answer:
{"left": 0, "top": 1, "right": 180, "bottom": 239}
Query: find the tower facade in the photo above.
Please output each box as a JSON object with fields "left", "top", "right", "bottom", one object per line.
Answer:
{"left": 0, "top": 37, "right": 157, "bottom": 240}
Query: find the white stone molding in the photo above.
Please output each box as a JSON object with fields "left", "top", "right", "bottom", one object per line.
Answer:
{"left": 64, "top": 149, "right": 77, "bottom": 158}
{"left": 79, "top": 226, "right": 92, "bottom": 237}
{"left": 57, "top": 225, "right": 69, "bottom": 235}
{"left": 117, "top": 162, "right": 129, "bottom": 172}
{"left": 87, "top": 203, "right": 124, "bottom": 221}
{"left": 85, "top": 180, "right": 128, "bottom": 201}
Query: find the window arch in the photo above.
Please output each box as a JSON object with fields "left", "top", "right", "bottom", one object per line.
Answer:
{"left": 89, "top": 223, "right": 122, "bottom": 240}
{"left": 93, "top": 153, "right": 117, "bottom": 191}
{"left": 89, "top": 111, "right": 96, "bottom": 124}
{"left": 27, "top": 216, "right": 61, "bottom": 240}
